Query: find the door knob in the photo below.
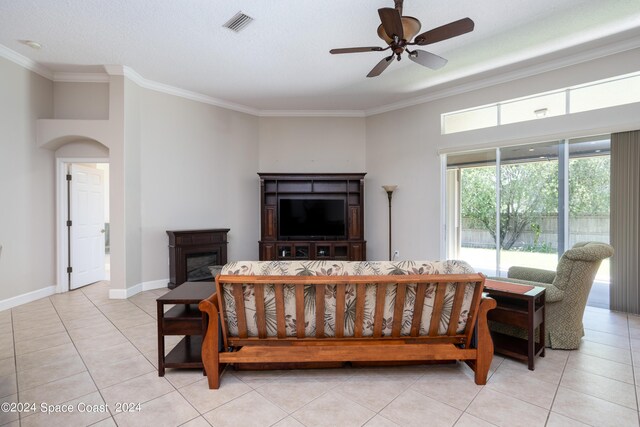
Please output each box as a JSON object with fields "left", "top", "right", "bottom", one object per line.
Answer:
{"left": 100, "top": 229, "right": 106, "bottom": 233}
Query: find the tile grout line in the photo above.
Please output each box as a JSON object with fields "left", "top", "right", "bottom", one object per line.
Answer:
{"left": 568, "top": 344, "right": 634, "bottom": 365}
{"left": 391, "top": 366, "right": 476, "bottom": 416}
{"left": 9, "top": 308, "right": 19, "bottom": 426}
{"left": 543, "top": 311, "right": 638, "bottom": 426}
{"left": 450, "top": 357, "right": 505, "bottom": 427}
{"left": 95, "top": 285, "right": 204, "bottom": 425}
{"left": 627, "top": 313, "right": 640, "bottom": 425}
{"left": 251, "top": 369, "right": 386, "bottom": 427}
{"left": 77, "top": 284, "right": 189, "bottom": 424}
{"left": 11, "top": 299, "right": 63, "bottom": 424}
{"left": 542, "top": 348, "right": 570, "bottom": 426}
{"left": 105, "top": 290, "right": 182, "bottom": 390}
{"left": 14, "top": 298, "right": 92, "bottom": 422}
{"left": 174, "top": 373, "right": 253, "bottom": 419}
{"left": 47, "top": 285, "right": 158, "bottom": 423}
{"left": 47, "top": 290, "right": 117, "bottom": 422}
{"left": 369, "top": 367, "right": 428, "bottom": 419}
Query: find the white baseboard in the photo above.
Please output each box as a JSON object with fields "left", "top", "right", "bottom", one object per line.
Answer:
{"left": 142, "top": 279, "right": 169, "bottom": 291}
{"left": 108, "top": 279, "right": 168, "bottom": 299}
{"left": 109, "top": 282, "right": 142, "bottom": 299}
{"left": 0, "top": 285, "right": 56, "bottom": 312}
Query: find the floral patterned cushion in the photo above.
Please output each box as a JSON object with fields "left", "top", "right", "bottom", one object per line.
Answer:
{"left": 218, "top": 260, "right": 476, "bottom": 339}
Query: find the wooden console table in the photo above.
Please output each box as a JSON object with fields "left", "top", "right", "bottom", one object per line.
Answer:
{"left": 156, "top": 282, "right": 216, "bottom": 376}
{"left": 484, "top": 280, "right": 546, "bottom": 370}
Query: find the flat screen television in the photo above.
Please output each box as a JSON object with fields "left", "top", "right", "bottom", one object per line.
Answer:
{"left": 279, "top": 198, "right": 346, "bottom": 240}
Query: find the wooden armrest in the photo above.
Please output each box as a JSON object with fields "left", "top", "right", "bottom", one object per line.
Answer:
{"left": 471, "top": 296, "right": 497, "bottom": 385}
{"left": 198, "top": 294, "right": 223, "bottom": 389}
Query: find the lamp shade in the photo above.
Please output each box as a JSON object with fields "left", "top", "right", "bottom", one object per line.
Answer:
{"left": 382, "top": 185, "right": 398, "bottom": 193}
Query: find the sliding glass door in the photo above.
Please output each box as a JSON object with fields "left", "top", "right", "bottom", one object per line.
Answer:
{"left": 568, "top": 136, "right": 611, "bottom": 307}
{"left": 446, "top": 149, "right": 498, "bottom": 276}
{"left": 445, "top": 135, "right": 611, "bottom": 306}
{"left": 498, "top": 142, "right": 560, "bottom": 273}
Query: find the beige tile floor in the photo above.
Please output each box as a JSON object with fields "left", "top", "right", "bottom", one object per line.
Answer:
{"left": 1, "top": 281, "right": 640, "bottom": 427}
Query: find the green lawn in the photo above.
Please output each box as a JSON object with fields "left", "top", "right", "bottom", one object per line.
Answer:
{"left": 458, "top": 247, "right": 610, "bottom": 282}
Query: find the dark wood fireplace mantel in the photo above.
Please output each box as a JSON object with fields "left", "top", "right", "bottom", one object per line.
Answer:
{"left": 167, "top": 229, "right": 229, "bottom": 288}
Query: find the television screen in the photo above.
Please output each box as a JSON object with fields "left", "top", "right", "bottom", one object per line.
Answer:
{"left": 279, "top": 198, "right": 346, "bottom": 239}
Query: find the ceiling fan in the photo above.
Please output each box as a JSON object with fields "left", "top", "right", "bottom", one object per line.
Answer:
{"left": 330, "top": 0, "right": 474, "bottom": 77}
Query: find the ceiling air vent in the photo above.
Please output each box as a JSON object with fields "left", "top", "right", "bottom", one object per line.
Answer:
{"left": 223, "top": 12, "right": 254, "bottom": 32}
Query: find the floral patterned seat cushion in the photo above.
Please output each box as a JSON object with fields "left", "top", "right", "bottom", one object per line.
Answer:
{"left": 219, "top": 260, "right": 476, "bottom": 338}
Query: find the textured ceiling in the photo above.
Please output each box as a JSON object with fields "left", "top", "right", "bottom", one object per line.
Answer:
{"left": 1, "top": 0, "right": 640, "bottom": 112}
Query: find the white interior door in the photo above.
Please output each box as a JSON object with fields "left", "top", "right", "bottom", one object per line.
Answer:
{"left": 70, "top": 164, "right": 105, "bottom": 289}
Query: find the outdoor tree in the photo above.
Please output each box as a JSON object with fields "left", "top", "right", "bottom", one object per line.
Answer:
{"left": 460, "top": 161, "right": 557, "bottom": 250}
{"left": 568, "top": 156, "right": 610, "bottom": 215}
{"left": 460, "top": 155, "right": 609, "bottom": 251}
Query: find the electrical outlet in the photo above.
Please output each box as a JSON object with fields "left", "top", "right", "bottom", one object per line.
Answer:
{"left": 393, "top": 250, "right": 400, "bottom": 260}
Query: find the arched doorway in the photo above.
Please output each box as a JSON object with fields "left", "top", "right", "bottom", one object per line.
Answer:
{"left": 53, "top": 138, "right": 110, "bottom": 292}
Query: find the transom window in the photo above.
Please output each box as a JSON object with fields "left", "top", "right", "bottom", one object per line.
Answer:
{"left": 441, "top": 72, "right": 640, "bottom": 134}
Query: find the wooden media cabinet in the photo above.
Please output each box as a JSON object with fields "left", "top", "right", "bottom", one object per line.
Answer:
{"left": 258, "top": 173, "right": 366, "bottom": 261}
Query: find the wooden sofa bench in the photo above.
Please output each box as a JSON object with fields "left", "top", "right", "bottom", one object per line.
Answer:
{"left": 198, "top": 260, "right": 496, "bottom": 389}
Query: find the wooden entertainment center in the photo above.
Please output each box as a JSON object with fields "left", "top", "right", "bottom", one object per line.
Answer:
{"left": 258, "top": 173, "right": 366, "bottom": 261}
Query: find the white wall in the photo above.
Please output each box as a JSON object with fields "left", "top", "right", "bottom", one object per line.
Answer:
{"left": 259, "top": 117, "right": 366, "bottom": 173}
{"left": 0, "top": 56, "right": 54, "bottom": 301}
{"left": 124, "top": 79, "right": 143, "bottom": 288}
{"left": 139, "top": 88, "right": 259, "bottom": 284}
{"left": 365, "top": 47, "right": 640, "bottom": 262}
{"left": 54, "top": 82, "right": 109, "bottom": 120}
{"left": 366, "top": 105, "right": 438, "bottom": 261}
{"left": 54, "top": 139, "right": 109, "bottom": 158}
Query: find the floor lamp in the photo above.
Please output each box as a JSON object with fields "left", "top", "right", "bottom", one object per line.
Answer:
{"left": 382, "top": 185, "right": 397, "bottom": 261}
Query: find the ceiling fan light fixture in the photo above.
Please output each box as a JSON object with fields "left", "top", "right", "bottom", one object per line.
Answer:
{"left": 377, "top": 16, "right": 421, "bottom": 44}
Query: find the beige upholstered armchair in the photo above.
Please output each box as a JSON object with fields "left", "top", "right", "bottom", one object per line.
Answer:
{"left": 492, "top": 242, "right": 614, "bottom": 349}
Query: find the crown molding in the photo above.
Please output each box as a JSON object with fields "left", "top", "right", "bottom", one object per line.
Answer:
{"left": 0, "top": 43, "right": 53, "bottom": 80}
{"left": 3, "top": 32, "right": 640, "bottom": 119}
{"left": 120, "top": 65, "right": 260, "bottom": 116}
{"left": 259, "top": 110, "right": 365, "bottom": 118}
{"left": 365, "top": 31, "right": 640, "bottom": 117}
{"left": 103, "top": 64, "right": 124, "bottom": 75}
{"left": 53, "top": 72, "right": 109, "bottom": 83}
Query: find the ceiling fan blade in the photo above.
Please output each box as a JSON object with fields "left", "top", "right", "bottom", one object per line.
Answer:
{"left": 414, "top": 18, "right": 474, "bottom": 46}
{"left": 367, "top": 56, "right": 394, "bottom": 78}
{"left": 378, "top": 7, "right": 404, "bottom": 40}
{"left": 330, "top": 47, "right": 385, "bottom": 54}
{"left": 408, "top": 50, "right": 448, "bottom": 70}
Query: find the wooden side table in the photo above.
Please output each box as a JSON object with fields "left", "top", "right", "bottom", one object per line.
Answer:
{"left": 484, "top": 281, "right": 546, "bottom": 370}
{"left": 157, "top": 282, "right": 216, "bottom": 376}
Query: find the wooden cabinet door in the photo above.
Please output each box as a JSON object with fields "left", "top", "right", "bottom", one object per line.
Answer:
{"left": 263, "top": 206, "right": 277, "bottom": 240}
{"left": 348, "top": 206, "right": 361, "bottom": 239}
{"left": 349, "top": 242, "right": 365, "bottom": 261}
{"left": 260, "top": 243, "right": 276, "bottom": 260}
